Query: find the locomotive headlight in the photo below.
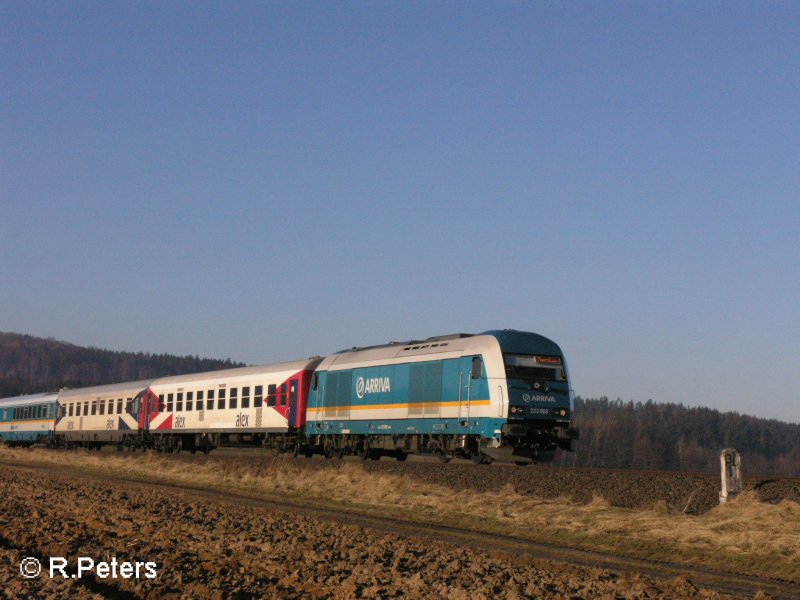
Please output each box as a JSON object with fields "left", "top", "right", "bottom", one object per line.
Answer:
{"left": 558, "top": 409, "right": 567, "bottom": 417}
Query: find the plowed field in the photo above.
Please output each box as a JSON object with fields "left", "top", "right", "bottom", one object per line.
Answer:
{"left": 1, "top": 465, "right": 735, "bottom": 600}
{"left": 2, "top": 448, "right": 798, "bottom": 599}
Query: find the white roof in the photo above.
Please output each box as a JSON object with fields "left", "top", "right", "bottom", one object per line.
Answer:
{"left": 58, "top": 380, "right": 154, "bottom": 401}
{"left": 0, "top": 392, "right": 59, "bottom": 407}
{"left": 150, "top": 358, "right": 322, "bottom": 388}
{"left": 319, "top": 335, "right": 500, "bottom": 371}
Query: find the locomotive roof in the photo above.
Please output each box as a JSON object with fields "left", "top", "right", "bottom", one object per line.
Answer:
{"left": 0, "top": 392, "right": 59, "bottom": 407}
{"left": 335, "top": 333, "right": 474, "bottom": 354}
{"left": 321, "top": 333, "right": 498, "bottom": 369}
{"left": 320, "top": 330, "right": 563, "bottom": 371}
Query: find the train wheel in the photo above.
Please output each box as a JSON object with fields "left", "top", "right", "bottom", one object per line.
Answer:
{"left": 435, "top": 448, "right": 450, "bottom": 463}
{"left": 395, "top": 449, "right": 408, "bottom": 462}
{"left": 470, "top": 451, "right": 487, "bottom": 465}
{"left": 357, "top": 445, "right": 370, "bottom": 460}
{"left": 334, "top": 446, "right": 345, "bottom": 460}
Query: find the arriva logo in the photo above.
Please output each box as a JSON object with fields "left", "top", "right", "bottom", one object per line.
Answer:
{"left": 356, "top": 376, "right": 392, "bottom": 399}
{"left": 522, "top": 394, "right": 556, "bottom": 403}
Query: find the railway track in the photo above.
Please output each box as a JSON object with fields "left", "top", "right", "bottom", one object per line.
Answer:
{"left": 128, "top": 446, "right": 800, "bottom": 514}
{"left": 3, "top": 459, "right": 798, "bottom": 599}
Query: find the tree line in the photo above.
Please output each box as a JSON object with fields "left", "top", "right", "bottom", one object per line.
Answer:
{"left": 554, "top": 396, "right": 800, "bottom": 476}
{"left": 0, "top": 332, "right": 244, "bottom": 397}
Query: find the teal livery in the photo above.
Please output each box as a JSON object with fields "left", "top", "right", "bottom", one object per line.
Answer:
{"left": 0, "top": 392, "right": 57, "bottom": 446}
{"left": 306, "top": 329, "right": 578, "bottom": 463}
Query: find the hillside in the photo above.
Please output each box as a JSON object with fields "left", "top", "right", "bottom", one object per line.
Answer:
{"left": 0, "top": 332, "right": 245, "bottom": 397}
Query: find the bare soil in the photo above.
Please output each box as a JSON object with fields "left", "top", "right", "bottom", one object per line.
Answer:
{"left": 1, "top": 465, "right": 739, "bottom": 600}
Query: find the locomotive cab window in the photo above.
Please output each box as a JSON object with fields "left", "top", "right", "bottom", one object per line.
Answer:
{"left": 503, "top": 354, "right": 565, "bottom": 382}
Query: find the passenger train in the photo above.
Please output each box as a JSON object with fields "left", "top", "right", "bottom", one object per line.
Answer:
{"left": 0, "top": 392, "right": 58, "bottom": 446}
{"left": 0, "top": 330, "right": 578, "bottom": 463}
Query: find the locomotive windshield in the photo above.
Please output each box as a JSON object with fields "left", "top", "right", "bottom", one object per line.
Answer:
{"left": 504, "top": 354, "right": 566, "bottom": 382}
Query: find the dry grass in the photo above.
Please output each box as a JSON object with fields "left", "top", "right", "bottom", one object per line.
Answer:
{"left": 2, "top": 446, "right": 797, "bottom": 582}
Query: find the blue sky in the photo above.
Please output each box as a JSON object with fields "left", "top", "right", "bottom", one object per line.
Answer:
{"left": 2, "top": 2, "right": 798, "bottom": 422}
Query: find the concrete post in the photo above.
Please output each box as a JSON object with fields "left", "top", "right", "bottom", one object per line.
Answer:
{"left": 719, "top": 448, "right": 742, "bottom": 504}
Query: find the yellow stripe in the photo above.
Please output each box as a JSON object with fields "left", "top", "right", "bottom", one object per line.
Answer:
{"left": 311, "top": 399, "right": 490, "bottom": 413}
{"left": 1, "top": 419, "right": 55, "bottom": 426}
